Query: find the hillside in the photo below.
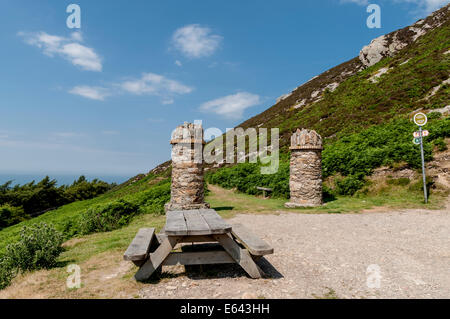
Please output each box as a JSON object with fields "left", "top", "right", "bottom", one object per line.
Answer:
{"left": 238, "top": 4, "right": 449, "bottom": 149}
{"left": 0, "top": 4, "right": 449, "bottom": 294}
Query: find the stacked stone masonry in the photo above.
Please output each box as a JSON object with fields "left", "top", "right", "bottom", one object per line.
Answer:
{"left": 165, "top": 122, "right": 210, "bottom": 211}
{"left": 285, "top": 129, "right": 323, "bottom": 208}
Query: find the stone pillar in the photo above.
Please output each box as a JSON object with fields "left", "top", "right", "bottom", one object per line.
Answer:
{"left": 165, "top": 122, "right": 210, "bottom": 211}
{"left": 285, "top": 128, "right": 323, "bottom": 208}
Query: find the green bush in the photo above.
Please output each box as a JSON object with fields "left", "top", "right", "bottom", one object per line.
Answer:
{"left": 433, "top": 137, "right": 447, "bottom": 151}
{"left": 4, "top": 223, "right": 64, "bottom": 271}
{"left": 0, "top": 223, "right": 63, "bottom": 289}
{"left": 0, "top": 176, "right": 115, "bottom": 229}
{"left": 0, "top": 257, "right": 14, "bottom": 290}
{"left": 207, "top": 116, "right": 449, "bottom": 198}
{"left": 133, "top": 182, "right": 171, "bottom": 215}
{"left": 0, "top": 205, "right": 28, "bottom": 230}
{"left": 335, "top": 174, "right": 366, "bottom": 196}
{"left": 78, "top": 199, "right": 139, "bottom": 235}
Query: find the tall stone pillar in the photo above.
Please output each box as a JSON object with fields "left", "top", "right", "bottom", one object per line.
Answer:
{"left": 285, "top": 128, "right": 323, "bottom": 208}
{"left": 165, "top": 122, "right": 210, "bottom": 212}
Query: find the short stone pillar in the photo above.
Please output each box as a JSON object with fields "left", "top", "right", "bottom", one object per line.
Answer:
{"left": 165, "top": 122, "right": 210, "bottom": 211}
{"left": 285, "top": 128, "right": 323, "bottom": 208}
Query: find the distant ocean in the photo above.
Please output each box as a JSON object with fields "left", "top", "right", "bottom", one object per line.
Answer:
{"left": 0, "top": 174, "right": 131, "bottom": 186}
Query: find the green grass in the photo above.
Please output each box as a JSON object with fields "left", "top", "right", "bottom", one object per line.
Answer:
{"left": 58, "top": 213, "right": 166, "bottom": 265}
{"left": 206, "top": 182, "right": 447, "bottom": 216}
{"left": 0, "top": 172, "right": 168, "bottom": 255}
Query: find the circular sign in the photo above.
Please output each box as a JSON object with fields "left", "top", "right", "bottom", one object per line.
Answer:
{"left": 413, "top": 112, "right": 427, "bottom": 126}
{"left": 413, "top": 138, "right": 421, "bottom": 145}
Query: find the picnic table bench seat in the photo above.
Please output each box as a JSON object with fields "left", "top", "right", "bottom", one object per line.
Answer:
{"left": 124, "top": 209, "right": 274, "bottom": 280}
{"left": 231, "top": 223, "right": 274, "bottom": 256}
{"left": 123, "top": 228, "right": 157, "bottom": 266}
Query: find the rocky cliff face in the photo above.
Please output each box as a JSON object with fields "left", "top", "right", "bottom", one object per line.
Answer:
{"left": 360, "top": 5, "right": 449, "bottom": 67}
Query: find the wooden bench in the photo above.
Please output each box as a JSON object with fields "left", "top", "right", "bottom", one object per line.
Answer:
{"left": 125, "top": 210, "right": 274, "bottom": 281}
{"left": 231, "top": 223, "right": 274, "bottom": 257}
{"left": 256, "top": 186, "right": 273, "bottom": 198}
{"left": 123, "top": 228, "right": 157, "bottom": 266}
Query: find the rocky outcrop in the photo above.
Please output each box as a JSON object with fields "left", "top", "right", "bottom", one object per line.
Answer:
{"left": 359, "top": 4, "right": 449, "bottom": 67}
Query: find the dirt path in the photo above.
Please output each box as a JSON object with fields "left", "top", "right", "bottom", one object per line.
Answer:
{"left": 139, "top": 202, "right": 450, "bottom": 299}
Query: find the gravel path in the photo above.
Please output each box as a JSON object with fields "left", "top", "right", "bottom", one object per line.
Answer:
{"left": 140, "top": 205, "right": 450, "bottom": 299}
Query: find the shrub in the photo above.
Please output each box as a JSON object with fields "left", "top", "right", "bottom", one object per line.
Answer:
{"left": 0, "top": 205, "right": 28, "bottom": 230}
{"left": 335, "top": 174, "right": 366, "bottom": 196}
{"left": 0, "top": 175, "right": 115, "bottom": 229}
{"left": 4, "top": 223, "right": 64, "bottom": 271}
{"left": 207, "top": 116, "right": 449, "bottom": 197}
{"left": 78, "top": 199, "right": 139, "bottom": 235}
{"left": 433, "top": 137, "right": 447, "bottom": 152}
{"left": 0, "top": 257, "right": 14, "bottom": 290}
{"left": 134, "top": 182, "right": 171, "bottom": 215}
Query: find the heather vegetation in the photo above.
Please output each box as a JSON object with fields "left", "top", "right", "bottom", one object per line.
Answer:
{"left": 207, "top": 115, "right": 450, "bottom": 197}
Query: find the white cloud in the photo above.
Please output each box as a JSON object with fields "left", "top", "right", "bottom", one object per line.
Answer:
{"left": 70, "top": 73, "right": 192, "bottom": 103}
{"left": 69, "top": 86, "right": 110, "bottom": 100}
{"left": 120, "top": 73, "right": 193, "bottom": 96}
{"left": 172, "top": 24, "right": 222, "bottom": 58}
{"left": 18, "top": 31, "right": 102, "bottom": 71}
{"left": 175, "top": 60, "right": 182, "bottom": 67}
{"left": 71, "top": 31, "right": 83, "bottom": 42}
{"left": 200, "top": 92, "right": 261, "bottom": 120}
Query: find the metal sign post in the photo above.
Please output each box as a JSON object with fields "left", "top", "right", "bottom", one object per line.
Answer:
{"left": 418, "top": 126, "right": 428, "bottom": 204}
{"left": 413, "top": 113, "right": 428, "bottom": 204}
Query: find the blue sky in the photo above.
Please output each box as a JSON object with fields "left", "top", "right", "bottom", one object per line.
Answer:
{"left": 0, "top": 0, "right": 448, "bottom": 177}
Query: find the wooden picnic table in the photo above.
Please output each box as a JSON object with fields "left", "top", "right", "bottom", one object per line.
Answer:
{"left": 124, "top": 209, "right": 273, "bottom": 281}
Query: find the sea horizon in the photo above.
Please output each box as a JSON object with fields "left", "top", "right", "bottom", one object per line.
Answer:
{"left": 0, "top": 173, "right": 132, "bottom": 187}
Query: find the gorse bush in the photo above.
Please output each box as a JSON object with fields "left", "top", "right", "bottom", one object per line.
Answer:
{"left": 133, "top": 182, "right": 171, "bottom": 215}
{"left": 5, "top": 223, "right": 64, "bottom": 271}
{"left": 0, "top": 222, "right": 64, "bottom": 289}
{"left": 0, "top": 257, "right": 14, "bottom": 290}
{"left": 335, "top": 174, "right": 366, "bottom": 196}
{"left": 207, "top": 116, "right": 449, "bottom": 197}
{"left": 0, "top": 205, "right": 27, "bottom": 230}
{"left": 78, "top": 200, "right": 139, "bottom": 235}
{"left": 206, "top": 160, "right": 290, "bottom": 198}
{"left": 59, "top": 182, "right": 171, "bottom": 238}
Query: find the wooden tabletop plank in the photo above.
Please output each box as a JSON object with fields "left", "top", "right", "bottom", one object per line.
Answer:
{"left": 183, "top": 210, "right": 212, "bottom": 235}
{"left": 199, "top": 209, "right": 232, "bottom": 234}
{"left": 165, "top": 211, "right": 188, "bottom": 235}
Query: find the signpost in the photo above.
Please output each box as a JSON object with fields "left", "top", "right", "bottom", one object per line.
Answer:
{"left": 413, "top": 130, "right": 429, "bottom": 138}
{"left": 413, "top": 112, "right": 428, "bottom": 204}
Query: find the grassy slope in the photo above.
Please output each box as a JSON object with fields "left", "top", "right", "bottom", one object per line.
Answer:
{"left": 0, "top": 172, "right": 169, "bottom": 255}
